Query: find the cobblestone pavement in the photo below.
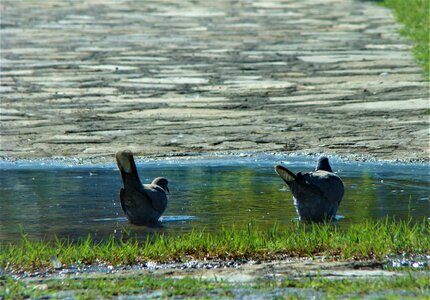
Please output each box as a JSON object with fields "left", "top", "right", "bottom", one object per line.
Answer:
{"left": 1, "top": 0, "right": 428, "bottom": 161}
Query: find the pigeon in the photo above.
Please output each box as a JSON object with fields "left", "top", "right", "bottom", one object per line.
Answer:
{"left": 275, "top": 156, "right": 344, "bottom": 222}
{"left": 116, "top": 150, "right": 169, "bottom": 226}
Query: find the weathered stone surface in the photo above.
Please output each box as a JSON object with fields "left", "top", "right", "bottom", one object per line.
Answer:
{"left": 0, "top": 0, "right": 428, "bottom": 161}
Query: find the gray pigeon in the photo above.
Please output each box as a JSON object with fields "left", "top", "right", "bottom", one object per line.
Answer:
{"left": 275, "top": 156, "right": 344, "bottom": 222}
{"left": 116, "top": 150, "right": 169, "bottom": 226}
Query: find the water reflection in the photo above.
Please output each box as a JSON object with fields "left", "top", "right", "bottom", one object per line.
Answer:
{"left": 0, "top": 155, "right": 428, "bottom": 243}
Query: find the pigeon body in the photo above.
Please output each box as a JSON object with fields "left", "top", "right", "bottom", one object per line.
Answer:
{"left": 275, "top": 157, "right": 344, "bottom": 222}
{"left": 116, "top": 150, "right": 169, "bottom": 226}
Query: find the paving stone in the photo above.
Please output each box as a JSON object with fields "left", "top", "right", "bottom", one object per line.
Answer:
{"left": 0, "top": 0, "right": 428, "bottom": 161}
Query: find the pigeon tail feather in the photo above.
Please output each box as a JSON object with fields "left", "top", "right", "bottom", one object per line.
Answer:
{"left": 275, "top": 165, "right": 297, "bottom": 183}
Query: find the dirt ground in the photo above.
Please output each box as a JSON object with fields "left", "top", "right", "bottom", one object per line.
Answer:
{"left": 91, "top": 259, "right": 415, "bottom": 283}
{"left": 12, "top": 257, "right": 429, "bottom": 298}
{"left": 0, "top": 0, "right": 429, "bottom": 163}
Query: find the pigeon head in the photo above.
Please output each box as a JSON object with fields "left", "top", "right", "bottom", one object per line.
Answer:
{"left": 315, "top": 156, "right": 333, "bottom": 172}
{"left": 153, "top": 177, "right": 169, "bottom": 193}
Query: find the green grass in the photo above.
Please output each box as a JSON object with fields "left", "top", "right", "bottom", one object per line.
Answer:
{"left": 1, "top": 219, "right": 429, "bottom": 299}
{"left": 1, "top": 275, "right": 233, "bottom": 299}
{"left": 275, "top": 274, "right": 430, "bottom": 299}
{"left": 1, "top": 219, "right": 429, "bottom": 272}
{"left": 382, "top": 0, "right": 429, "bottom": 77}
{"left": 2, "top": 271, "right": 429, "bottom": 299}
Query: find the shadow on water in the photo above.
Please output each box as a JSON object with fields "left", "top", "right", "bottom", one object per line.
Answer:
{"left": 0, "top": 154, "right": 428, "bottom": 243}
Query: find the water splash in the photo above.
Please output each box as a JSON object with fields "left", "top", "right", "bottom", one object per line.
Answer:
{"left": 160, "top": 216, "right": 198, "bottom": 222}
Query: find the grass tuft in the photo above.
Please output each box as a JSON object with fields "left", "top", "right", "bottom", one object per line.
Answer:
{"left": 382, "top": 0, "right": 429, "bottom": 77}
{"left": 1, "top": 218, "right": 429, "bottom": 272}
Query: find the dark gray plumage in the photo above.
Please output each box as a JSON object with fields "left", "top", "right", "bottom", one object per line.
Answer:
{"left": 116, "top": 150, "right": 169, "bottom": 226}
{"left": 275, "top": 156, "right": 344, "bottom": 222}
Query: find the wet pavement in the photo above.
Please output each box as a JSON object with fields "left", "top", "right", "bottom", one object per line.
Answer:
{"left": 1, "top": 0, "right": 429, "bottom": 162}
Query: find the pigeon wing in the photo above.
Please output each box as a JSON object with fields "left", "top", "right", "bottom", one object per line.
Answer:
{"left": 142, "top": 184, "right": 168, "bottom": 214}
{"left": 303, "top": 171, "right": 344, "bottom": 204}
{"left": 119, "top": 188, "right": 126, "bottom": 213}
{"left": 120, "top": 185, "right": 154, "bottom": 218}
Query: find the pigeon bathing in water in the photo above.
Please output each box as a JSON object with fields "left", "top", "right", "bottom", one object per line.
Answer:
{"left": 116, "top": 150, "right": 169, "bottom": 226}
{"left": 275, "top": 156, "right": 344, "bottom": 222}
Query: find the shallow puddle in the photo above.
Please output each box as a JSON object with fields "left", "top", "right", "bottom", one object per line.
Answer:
{"left": 0, "top": 154, "right": 428, "bottom": 243}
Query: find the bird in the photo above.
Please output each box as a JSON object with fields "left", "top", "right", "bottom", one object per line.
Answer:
{"left": 274, "top": 156, "right": 344, "bottom": 222}
{"left": 115, "top": 150, "right": 169, "bottom": 226}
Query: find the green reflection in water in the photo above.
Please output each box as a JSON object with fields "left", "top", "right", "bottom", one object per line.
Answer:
{"left": 341, "top": 169, "right": 378, "bottom": 221}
